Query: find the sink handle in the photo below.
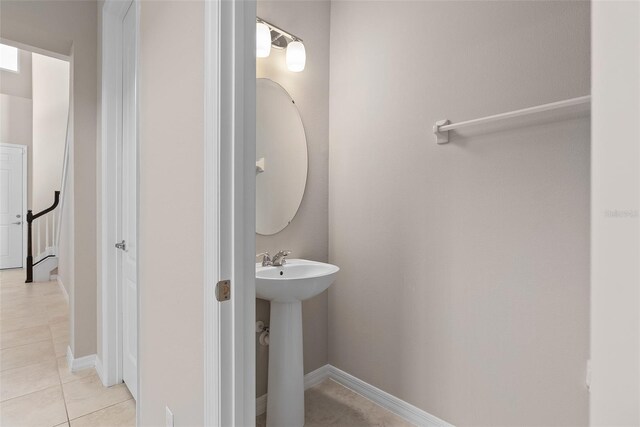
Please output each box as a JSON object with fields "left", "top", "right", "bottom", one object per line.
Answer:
{"left": 257, "top": 252, "right": 272, "bottom": 267}
{"left": 272, "top": 250, "right": 292, "bottom": 266}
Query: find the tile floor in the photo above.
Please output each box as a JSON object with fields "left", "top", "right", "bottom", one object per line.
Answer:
{"left": 256, "top": 379, "right": 414, "bottom": 427}
{"left": 0, "top": 268, "right": 135, "bottom": 427}
{"left": 2, "top": 268, "right": 407, "bottom": 426}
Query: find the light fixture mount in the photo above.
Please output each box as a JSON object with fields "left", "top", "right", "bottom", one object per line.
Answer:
{"left": 257, "top": 17, "right": 303, "bottom": 50}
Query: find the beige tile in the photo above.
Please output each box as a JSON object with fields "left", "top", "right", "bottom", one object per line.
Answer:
{"left": 50, "top": 321, "right": 70, "bottom": 342}
{"left": 70, "top": 399, "right": 136, "bottom": 426}
{"left": 0, "top": 279, "right": 25, "bottom": 289}
{"left": 0, "top": 297, "right": 45, "bottom": 311}
{"left": 57, "top": 356, "right": 95, "bottom": 384}
{"left": 48, "top": 312, "right": 69, "bottom": 325}
{"left": 0, "top": 324, "right": 52, "bottom": 349}
{"left": 1, "top": 313, "right": 50, "bottom": 334}
{"left": 62, "top": 374, "right": 132, "bottom": 420}
{"left": 0, "top": 359, "right": 60, "bottom": 401}
{"left": 0, "top": 385, "right": 68, "bottom": 427}
{"left": 0, "top": 270, "right": 26, "bottom": 288}
{"left": 0, "top": 280, "right": 25, "bottom": 289}
{"left": 0, "top": 340, "right": 56, "bottom": 371}
{"left": 53, "top": 340, "right": 69, "bottom": 358}
{"left": 46, "top": 302, "right": 69, "bottom": 318}
{"left": 1, "top": 303, "right": 50, "bottom": 320}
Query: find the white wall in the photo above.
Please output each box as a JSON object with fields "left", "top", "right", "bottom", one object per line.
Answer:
{"left": 329, "top": 1, "right": 590, "bottom": 424}
{"left": 138, "top": 1, "right": 205, "bottom": 424}
{"left": 590, "top": 1, "right": 640, "bottom": 424}
{"left": 0, "top": 48, "right": 32, "bottom": 99}
{"left": 255, "top": 0, "right": 331, "bottom": 398}
{"left": 1, "top": 49, "right": 33, "bottom": 207}
{"left": 31, "top": 53, "right": 69, "bottom": 213}
{"left": 0, "top": 94, "right": 32, "bottom": 204}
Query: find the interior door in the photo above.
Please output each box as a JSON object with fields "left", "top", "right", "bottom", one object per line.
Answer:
{"left": 120, "top": 1, "right": 138, "bottom": 400}
{"left": 0, "top": 145, "right": 25, "bottom": 269}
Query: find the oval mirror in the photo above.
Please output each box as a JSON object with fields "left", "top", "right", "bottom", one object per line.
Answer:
{"left": 256, "top": 79, "right": 308, "bottom": 235}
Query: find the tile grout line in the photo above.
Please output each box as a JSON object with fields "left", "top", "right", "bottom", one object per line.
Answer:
{"left": 0, "top": 335, "right": 54, "bottom": 351}
{"left": 0, "top": 273, "right": 79, "bottom": 426}
{"left": 54, "top": 336, "right": 72, "bottom": 426}
{"left": 0, "top": 336, "right": 59, "bottom": 405}
{"left": 0, "top": 353, "right": 58, "bottom": 373}
{"left": 67, "top": 397, "right": 136, "bottom": 423}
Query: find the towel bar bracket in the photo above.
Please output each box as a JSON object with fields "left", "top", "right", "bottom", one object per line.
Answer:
{"left": 434, "top": 119, "right": 450, "bottom": 144}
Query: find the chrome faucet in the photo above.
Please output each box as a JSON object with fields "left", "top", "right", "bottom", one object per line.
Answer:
{"left": 271, "top": 250, "right": 291, "bottom": 267}
{"left": 257, "top": 252, "right": 272, "bottom": 267}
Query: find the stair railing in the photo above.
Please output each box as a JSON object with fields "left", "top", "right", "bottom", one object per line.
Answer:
{"left": 27, "top": 72, "right": 71, "bottom": 283}
{"left": 26, "top": 191, "right": 60, "bottom": 283}
{"left": 55, "top": 98, "right": 72, "bottom": 250}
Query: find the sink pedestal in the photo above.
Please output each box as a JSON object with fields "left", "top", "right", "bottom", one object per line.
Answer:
{"left": 256, "top": 259, "right": 339, "bottom": 427}
{"left": 266, "top": 300, "right": 304, "bottom": 427}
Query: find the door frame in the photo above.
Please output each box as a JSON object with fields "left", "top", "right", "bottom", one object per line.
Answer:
{"left": 0, "top": 143, "right": 28, "bottom": 268}
{"left": 99, "top": 0, "right": 140, "bottom": 415}
{"left": 203, "top": 0, "right": 256, "bottom": 424}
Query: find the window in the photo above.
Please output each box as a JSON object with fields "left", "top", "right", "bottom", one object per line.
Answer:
{"left": 0, "top": 44, "right": 19, "bottom": 72}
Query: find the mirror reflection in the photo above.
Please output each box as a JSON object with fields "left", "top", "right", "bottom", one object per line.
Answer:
{"left": 256, "top": 78, "right": 308, "bottom": 235}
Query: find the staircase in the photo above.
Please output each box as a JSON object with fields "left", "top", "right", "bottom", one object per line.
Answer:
{"left": 26, "top": 96, "right": 71, "bottom": 283}
{"left": 26, "top": 191, "right": 61, "bottom": 283}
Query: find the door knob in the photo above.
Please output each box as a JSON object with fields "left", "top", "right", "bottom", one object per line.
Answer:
{"left": 115, "top": 240, "right": 126, "bottom": 250}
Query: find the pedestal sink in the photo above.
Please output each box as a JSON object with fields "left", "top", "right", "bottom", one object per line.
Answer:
{"left": 256, "top": 259, "right": 339, "bottom": 427}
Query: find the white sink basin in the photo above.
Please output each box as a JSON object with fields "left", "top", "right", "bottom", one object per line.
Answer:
{"left": 256, "top": 258, "right": 338, "bottom": 427}
{"left": 256, "top": 259, "right": 339, "bottom": 302}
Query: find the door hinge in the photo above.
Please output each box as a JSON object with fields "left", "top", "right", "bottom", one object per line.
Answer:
{"left": 215, "top": 280, "right": 231, "bottom": 302}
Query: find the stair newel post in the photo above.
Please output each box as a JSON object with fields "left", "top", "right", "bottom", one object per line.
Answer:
{"left": 25, "top": 191, "right": 60, "bottom": 283}
{"left": 26, "top": 209, "right": 33, "bottom": 283}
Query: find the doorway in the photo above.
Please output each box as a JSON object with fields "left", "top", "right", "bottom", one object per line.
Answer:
{"left": 100, "top": 0, "right": 139, "bottom": 409}
{"left": 0, "top": 143, "right": 27, "bottom": 269}
{"left": 118, "top": 0, "right": 139, "bottom": 401}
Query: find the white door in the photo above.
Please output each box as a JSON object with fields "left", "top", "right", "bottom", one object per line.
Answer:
{"left": 0, "top": 145, "right": 25, "bottom": 269}
{"left": 120, "top": 1, "right": 138, "bottom": 401}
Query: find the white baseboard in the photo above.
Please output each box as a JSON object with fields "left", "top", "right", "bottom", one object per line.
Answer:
{"left": 256, "top": 365, "right": 331, "bottom": 416}
{"left": 56, "top": 276, "right": 69, "bottom": 303}
{"left": 95, "top": 357, "right": 105, "bottom": 385}
{"left": 304, "top": 364, "right": 331, "bottom": 389}
{"left": 255, "top": 364, "right": 452, "bottom": 426}
{"left": 328, "top": 365, "right": 452, "bottom": 426}
{"left": 66, "top": 346, "right": 97, "bottom": 373}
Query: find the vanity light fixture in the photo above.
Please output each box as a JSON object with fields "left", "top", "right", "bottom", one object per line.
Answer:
{"left": 286, "top": 41, "right": 306, "bottom": 72}
{"left": 256, "top": 17, "right": 306, "bottom": 72}
{"left": 256, "top": 22, "right": 272, "bottom": 58}
{"left": 0, "top": 43, "right": 19, "bottom": 72}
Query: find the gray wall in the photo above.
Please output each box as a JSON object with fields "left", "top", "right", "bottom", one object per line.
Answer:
{"left": 591, "top": 1, "right": 640, "bottom": 423}
{"left": 255, "top": 0, "right": 331, "bottom": 397}
{"left": 1, "top": 0, "right": 98, "bottom": 358}
{"left": 138, "top": 1, "right": 205, "bottom": 424}
{"left": 328, "top": 1, "right": 590, "bottom": 425}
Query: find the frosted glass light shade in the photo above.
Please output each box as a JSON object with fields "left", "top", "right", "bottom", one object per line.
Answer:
{"left": 256, "top": 23, "right": 272, "bottom": 58}
{"left": 0, "top": 44, "right": 19, "bottom": 72}
{"left": 286, "top": 41, "right": 306, "bottom": 72}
